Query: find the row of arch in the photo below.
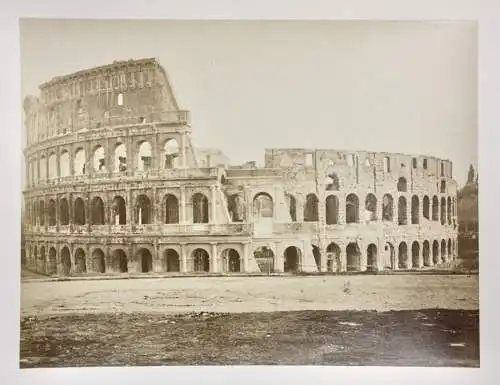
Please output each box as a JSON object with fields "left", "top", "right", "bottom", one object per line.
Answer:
{"left": 26, "top": 193, "right": 209, "bottom": 226}
{"left": 27, "top": 138, "right": 183, "bottom": 183}
{"left": 26, "top": 190, "right": 457, "bottom": 228}
{"left": 324, "top": 175, "right": 450, "bottom": 195}
{"left": 256, "top": 192, "right": 456, "bottom": 225}
{"left": 26, "top": 246, "right": 241, "bottom": 275}
{"left": 26, "top": 238, "right": 455, "bottom": 276}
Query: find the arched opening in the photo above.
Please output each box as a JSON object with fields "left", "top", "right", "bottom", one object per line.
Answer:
{"left": 60, "top": 151, "right": 70, "bottom": 177}
{"left": 447, "top": 239, "right": 452, "bottom": 260}
{"left": 39, "top": 156, "right": 47, "bottom": 180}
{"left": 304, "top": 193, "right": 319, "bottom": 222}
{"left": 47, "top": 247, "right": 57, "bottom": 275}
{"left": 59, "top": 198, "right": 69, "bottom": 225}
{"left": 367, "top": 244, "right": 377, "bottom": 272}
{"left": 253, "top": 193, "right": 273, "bottom": 218}
{"left": 47, "top": 199, "right": 56, "bottom": 226}
{"left": 432, "top": 240, "right": 439, "bottom": 265}
{"left": 164, "top": 138, "right": 180, "bottom": 169}
{"left": 411, "top": 195, "right": 420, "bottom": 224}
{"left": 91, "top": 249, "right": 105, "bottom": 273}
{"left": 117, "top": 93, "right": 124, "bottom": 106}
{"left": 326, "top": 243, "right": 340, "bottom": 272}
{"left": 253, "top": 246, "right": 274, "bottom": 273}
{"left": 111, "top": 196, "right": 126, "bottom": 225}
{"left": 286, "top": 194, "right": 297, "bottom": 222}
{"left": 441, "top": 240, "right": 447, "bottom": 263}
{"left": 346, "top": 243, "right": 361, "bottom": 272}
{"left": 325, "top": 195, "right": 339, "bottom": 225}
{"left": 447, "top": 197, "right": 452, "bottom": 225}
{"left": 164, "top": 194, "right": 179, "bottom": 224}
{"left": 39, "top": 200, "right": 45, "bottom": 226}
{"left": 38, "top": 246, "right": 46, "bottom": 273}
{"left": 440, "top": 197, "right": 446, "bottom": 225}
{"left": 114, "top": 143, "right": 127, "bottom": 172}
{"left": 60, "top": 247, "right": 71, "bottom": 276}
{"left": 432, "top": 196, "right": 439, "bottom": 221}
{"left": 365, "top": 194, "right": 377, "bottom": 222}
{"left": 398, "top": 242, "right": 408, "bottom": 269}
{"left": 73, "top": 197, "right": 86, "bottom": 225}
{"left": 423, "top": 196, "right": 430, "bottom": 220}
{"left": 136, "top": 194, "right": 152, "bottom": 225}
{"left": 346, "top": 194, "right": 359, "bottom": 224}
{"left": 284, "top": 246, "right": 301, "bottom": 272}
{"left": 111, "top": 249, "right": 128, "bottom": 273}
{"left": 411, "top": 241, "right": 420, "bottom": 269}
{"left": 228, "top": 194, "right": 244, "bottom": 222}
{"left": 397, "top": 177, "right": 407, "bottom": 192}
{"left": 325, "top": 173, "right": 340, "bottom": 191}
{"left": 423, "top": 241, "right": 431, "bottom": 266}
{"left": 192, "top": 193, "right": 209, "bottom": 223}
{"left": 398, "top": 196, "right": 407, "bottom": 225}
{"left": 48, "top": 153, "right": 57, "bottom": 179}
{"left": 136, "top": 248, "right": 153, "bottom": 273}
{"left": 92, "top": 145, "right": 106, "bottom": 172}
{"left": 164, "top": 249, "right": 180, "bottom": 272}
{"left": 74, "top": 148, "right": 86, "bottom": 175}
{"left": 384, "top": 242, "right": 396, "bottom": 270}
{"left": 137, "top": 141, "right": 152, "bottom": 172}
{"left": 440, "top": 180, "right": 446, "bottom": 193}
{"left": 222, "top": 249, "right": 240, "bottom": 273}
{"left": 192, "top": 248, "right": 210, "bottom": 272}
{"left": 90, "top": 196, "right": 105, "bottom": 225}
{"left": 382, "top": 194, "right": 394, "bottom": 222}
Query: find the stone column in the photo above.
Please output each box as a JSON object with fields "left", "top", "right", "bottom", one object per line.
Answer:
{"left": 242, "top": 242, "right": 249, "bottom": 273}
{"left": 56, "top": 146, "right": 61, "bottom": 180}
{"left": 105, "top": 138, "right": 113, "bottom": 177}
{"left": 210, "top": 185, "right": 217, "bottom": 224}
{"left": 274, "top": 242, "right": 284, "bottom": 273}
{"left": 338, "top": 193, "right": 346, "bottom": 224}
{"left": 126, "top": 135, "right": 134, "bottom": 176}
{"left": 154, "top": 242, "right": 161, "bottom": 273}
{"left": 127, "top": 189, "right": 134, "bottom": 225}
{"left": 339, "top": 247, "right": 347, "bottom": 272}
{"left": 85, "top": 244, "right": 91, "bottom": 273}
{"left": 181, "top": 132, "right": 187, "bottom": 169}
{"left": 210, "top": 243, "right": 218, "bottom": 273}
{"left": 55, "top": 196, "right": 60, "bottom": 231}
{"left": 180, "top": 186, "right": 187, "bottom": 224}
{"left": 180, "top": 244, "right": 188, "bottom": 273}
{"left": 359, "top": 241, "right": 367, "bottom": 272}
{"left": 69, "top": 144, "right": 74, "bottom": 176}
{"left": 86, "top": 193, "right": 91, "bottom": 231}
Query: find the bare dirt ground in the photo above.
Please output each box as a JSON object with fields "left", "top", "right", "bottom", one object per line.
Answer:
{"left": 21, "top": 274, "right": 479, "bottom": 316}
{"left": 20, "top": 275, "right": 479, "bottom": 368}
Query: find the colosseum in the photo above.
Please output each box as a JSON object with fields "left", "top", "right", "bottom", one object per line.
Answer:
{"left": 22, "top": 58, "right": 459, "bottom": 276}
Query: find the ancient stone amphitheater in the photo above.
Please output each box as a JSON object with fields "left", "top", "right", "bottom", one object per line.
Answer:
{"left": 22, "top": 58, "right": 458, "bottom": 276}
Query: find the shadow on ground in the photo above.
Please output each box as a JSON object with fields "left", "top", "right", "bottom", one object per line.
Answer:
{"left": 20, "top": 309, "right": 479, "bottom": 368}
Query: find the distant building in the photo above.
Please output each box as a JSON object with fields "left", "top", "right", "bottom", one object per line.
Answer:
{"left": 457, "top": 166, "right": 479, "bottom": 260}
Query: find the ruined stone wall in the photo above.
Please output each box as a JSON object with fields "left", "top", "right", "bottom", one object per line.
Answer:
{"left": 23, "top": 59, "right": 459, "bottom": 277}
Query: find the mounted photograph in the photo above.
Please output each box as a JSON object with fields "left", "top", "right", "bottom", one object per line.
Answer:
{"left": 19, "top": 19, "right": 479, "bottom": 368}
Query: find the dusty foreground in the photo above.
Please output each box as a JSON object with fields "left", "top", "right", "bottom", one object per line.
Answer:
{"left": 20, "top": 275, "right": 479, "bottom": 368}
{"left": 20, "top": 309, "right": 479, "bottom": 367}
{"left": 21, "top": 274, "right": 479, "bottom": 316}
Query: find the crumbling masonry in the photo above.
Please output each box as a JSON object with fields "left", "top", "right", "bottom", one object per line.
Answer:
{"left": 22, "top": 58, "right": 458, "bottom": 276}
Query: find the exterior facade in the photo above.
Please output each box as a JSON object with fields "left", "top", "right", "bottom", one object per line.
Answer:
{"left": 22, "top": 58, "right": 459, "bottom": 276}
{"left": 457, "top": 167, "right": 479, "bottom": 261}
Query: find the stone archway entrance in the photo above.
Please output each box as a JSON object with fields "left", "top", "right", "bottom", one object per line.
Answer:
{"left": 367, "top": 244, "right": 377, "bottom": 272}
{"left": 60, "top": 247, "right": 71, "bottom": 276}
{"left": 221, "top": 249, "right": 241, "bottom": 273}
{"left": 284, "top": 246, "right": 301, "bottom": 273}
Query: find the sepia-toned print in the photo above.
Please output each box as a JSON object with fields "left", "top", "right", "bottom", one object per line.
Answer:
{"left": 20, "top": 19, "right": 478, "bottom": 368}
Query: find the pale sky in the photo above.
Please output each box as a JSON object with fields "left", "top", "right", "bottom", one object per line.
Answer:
{"left": 20, "top": 19, "right": 477, "bottom": 186}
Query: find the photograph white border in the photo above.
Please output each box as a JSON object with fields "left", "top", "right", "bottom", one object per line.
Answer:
{"left": 1, "top": 0, "right": 499, "bottom": 384}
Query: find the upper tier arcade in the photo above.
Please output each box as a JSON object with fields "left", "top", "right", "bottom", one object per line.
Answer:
{"left": 23, "top": 58, "right": 190, "bottom": 146}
